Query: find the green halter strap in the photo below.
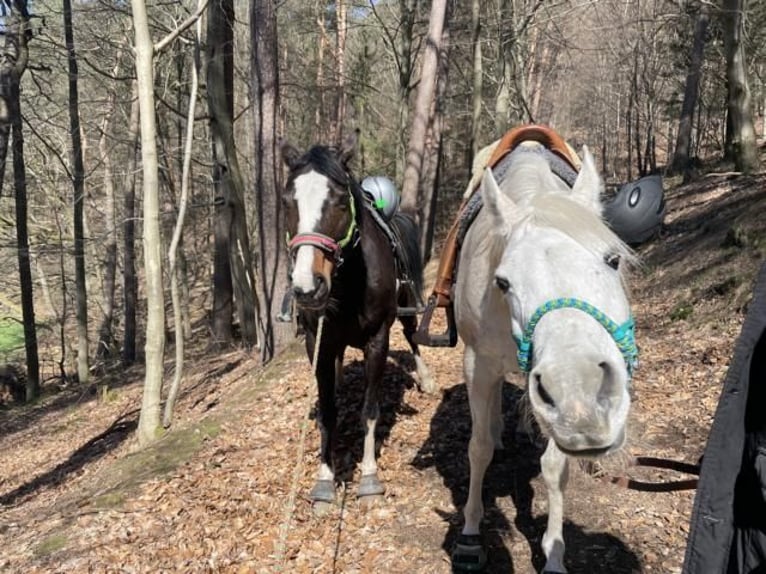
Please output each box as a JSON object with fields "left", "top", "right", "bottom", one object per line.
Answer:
{"left": 512, "top": 297, "right": 638, "bottom": 377}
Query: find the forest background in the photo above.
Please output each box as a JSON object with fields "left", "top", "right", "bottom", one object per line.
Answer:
{"left": 0, "top": 0, "right": 763, "bottom": 442}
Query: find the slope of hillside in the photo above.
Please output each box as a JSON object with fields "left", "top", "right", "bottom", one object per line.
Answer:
{"left": 1, "top": 164, "right": 765, "bottom": 573}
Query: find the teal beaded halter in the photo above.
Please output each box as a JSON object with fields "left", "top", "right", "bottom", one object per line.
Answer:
{"left": 512, "top": 297, "right": 638, "bottom": 376}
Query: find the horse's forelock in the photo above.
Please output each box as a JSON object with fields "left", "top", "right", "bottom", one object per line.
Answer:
{"left": 291, "top": 145, "right": 353, "bottom": 190}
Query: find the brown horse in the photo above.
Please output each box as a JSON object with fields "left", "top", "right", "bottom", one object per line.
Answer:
{"left": 280, "top": 133, "right": 434, "bottom": 506}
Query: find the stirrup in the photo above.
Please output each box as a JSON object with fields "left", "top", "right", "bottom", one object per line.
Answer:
{"left": 413, "top": 295, "right": 458, "bottom": 347}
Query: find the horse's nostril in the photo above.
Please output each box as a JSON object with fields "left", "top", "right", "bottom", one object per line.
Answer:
{"left": 313, "top": 274, "right": 326, "bottom": 293}
{"left": 534, "top": 373, "right": 556, "bottom": 408}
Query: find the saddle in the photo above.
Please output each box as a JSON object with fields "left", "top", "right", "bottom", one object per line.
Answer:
{"left": 413, "top": 124, "right": 581, "bottom": 347}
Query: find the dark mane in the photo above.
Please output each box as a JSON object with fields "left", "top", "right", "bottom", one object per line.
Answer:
{"left": 291, "top": 145, "right": 354, "bottom": 189}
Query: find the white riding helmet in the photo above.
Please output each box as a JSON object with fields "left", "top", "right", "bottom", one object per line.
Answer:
{"left": 361, "top": 175, "right": 400, "bottom": 220}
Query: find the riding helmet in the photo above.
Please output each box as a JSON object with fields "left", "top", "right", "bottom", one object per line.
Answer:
{"left": 361, "top": 176, "right": 400, "bottom": 220}
{"left": 604, "top": 174, "right": 666, "bottom": 245}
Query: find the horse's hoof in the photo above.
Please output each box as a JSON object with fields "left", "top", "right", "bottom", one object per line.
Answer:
{"left": 452, "top": 534, "right": 487, "bottom": 572}
{"left": 309, "top": 479, "right": 336, "bottom": 504}
{"left": 357, "top": 474, "right": 385, "bottom": 498}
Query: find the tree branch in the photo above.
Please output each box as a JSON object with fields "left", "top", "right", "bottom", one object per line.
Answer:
{"left": 153, "top": 0, "right": 209, "bottom": 54}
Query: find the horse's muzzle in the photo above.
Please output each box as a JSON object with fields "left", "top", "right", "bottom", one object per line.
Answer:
{"left": 293, "top": 274, "right": 330, "bottom": 310}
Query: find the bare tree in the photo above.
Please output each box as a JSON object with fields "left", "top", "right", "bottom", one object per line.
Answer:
{"left": 400, "top": 0, "right": 447, "bottom": 216}
{"left": 469, "top": 0, "right": 482, "bottom": 162}
{"left": 132, "top": 0, "right": 166, "bottom": 444}
{"left": 123, "top": 85, "right": 140, "bottom": 366}
{"left": 131, "top": 0, "right": 208, "bottom": 445}
{"left": 208, "top": 0, "right": 258, "bottom": 347}
{"left": 63, "top": 0, "right": 89, "bottom": 385}
{"left": 670, "top": 1, "right": 710, "bottom": 177}
{"left": 722, "top": 0, "right": 761, "bottom": 173}
{"left": 164, "top": 1, "right": 203, "bottom": 428}
{"left": 334, "top": 0, "right": 348, "bottom": 143}
{"left": 0, "top": 0, "right": 39, "bottom": 400}
{"left": 251, "top": 0, "right": 289, "bottom": 362}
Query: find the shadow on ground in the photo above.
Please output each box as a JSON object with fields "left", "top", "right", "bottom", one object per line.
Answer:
{"left": 413, "top": 381, "right": 642, "bottom": 573}
{"left": 309, "top": 348, "right": 421, "bottom": 487}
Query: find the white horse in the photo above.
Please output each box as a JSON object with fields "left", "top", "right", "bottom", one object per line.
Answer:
{"left": 452, "top": 145, "right": 637, "bottom": 573}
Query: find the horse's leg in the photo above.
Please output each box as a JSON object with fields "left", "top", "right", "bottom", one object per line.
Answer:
{"left": 308, "top": 339, "right": 339, "bottom": 507}
{"left": 540, "top": 438, "right": 570, "bottom": 574}
{"left": 453, "top": 346, "right": 503, "bottom": 570}
{"left": 357, "top": 325, "right": 389, "bottom": 500}
{"left": 398, "top": 308, "right": 435, "bottom": 394}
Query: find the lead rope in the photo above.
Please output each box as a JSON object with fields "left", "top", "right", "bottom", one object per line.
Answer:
{"left": 275, "top": 315, "right": 325, "bottom": 570}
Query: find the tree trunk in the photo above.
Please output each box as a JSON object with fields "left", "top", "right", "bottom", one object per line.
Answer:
{"left": 494, "top": 0, "right": 515, "bottom": 137}
{"left": 314, "top": 2, "right": 328, "bottom": 140}
{"left": 334, "top": 0, "right": 347, "bottom": 144}
{"left": 722, "top": 0, "right": 761, "bottom": 173}
{"left": 164, "top": 1, "right": 202, "bottom": 429}
{"left": 0, "top": 1, "right": 38, "bottom": 400}
{"left": 670, "top": 2, "right": 709, "bottom": 175}
{"left": 64, "top": 0, "right": 90, "bottom": 385}
{"left": 420, "top": 13, "right": 450, "bottom": 263}
{"left": 469, "top": 0, "right": 482, "bottom": 163}
{"left": 251, "top": 0, "right": 289, "bottom": 362}
{"left": 400, "top": 0, "right": 447, "bottom": 215}
{"left": 132, "top": 0, "right": 166, "bottom": 445}
{"left": 123, "top": 86, "right": 140, "bottom": 366}
{"left": 96, "top": 90, "right": 119, "bottom": 360}
{"left": 208, "top": 0, "right": 258, "bottom": 347}
{"left": 395, "top": 0, "right": 417, "bottom": 183}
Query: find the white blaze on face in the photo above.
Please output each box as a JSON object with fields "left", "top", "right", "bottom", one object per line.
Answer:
{"left": 292, "top": 170, "right": 331, "bottom": 292}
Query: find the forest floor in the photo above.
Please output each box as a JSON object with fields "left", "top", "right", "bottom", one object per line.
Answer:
{"left": 1, "top": 162, "right": 766, "bottom": 574}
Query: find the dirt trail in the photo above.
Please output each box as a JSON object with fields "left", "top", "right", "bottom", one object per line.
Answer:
{"left": 1, "top": 172, "right": 765, "bottom": 573}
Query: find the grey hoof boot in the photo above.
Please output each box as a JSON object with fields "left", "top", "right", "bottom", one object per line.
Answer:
{"left": 357, "top": 473, "right": 385, "bottom": 499}
{"left": 452, "top": 534, "right": 487, "bottom": 572}
{"left": 309, "top": 479, "right": 336, "bottom": 503}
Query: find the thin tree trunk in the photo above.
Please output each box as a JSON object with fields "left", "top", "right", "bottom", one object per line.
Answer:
{"left": 670, "top": 1, "right": 709, "bottom": 175}
{"left": 334, "top": 0, "right": 347, "bottom": 144}
{"left": 400, "top": 0, "right": 447, "bottom": 215}
{"left": 395, "top": 0, "right": 417, "bottom": 183}
{"left": 1, "top": 2, "right": 38, "bottom": 400}
{"left": 208, "top": 0, "right": 258, "bottom": 347}
{"left": 722, "top": 0, "right": 761, "bottom": 173}
{"left": 420, "top": 13, "right": 450, "bottom": 262}
{"left": 251, "top": 0, "right": 288, "bottom": 362}
{"left": 64, "top": 0, "right": 89, "bottom": 385}
{"left": 132, "top": 0, "right": 166, "bottom": 445}
{"left": 469, "top": 0, "right": 482, "bottom": 163}
{"left": 123, "top": 86, "right": 140, "bottom": 366}
{"left": 314, "top": 3, "right": 328, "bottom": 140}
{"left": 164, "top": 2, "right": 202, "bottom": 428}
{"left": 494, "top": 0, "right": 514, "bottom": 136}
{"left": 96, "top": 95, "right": 119, "bottom": 360}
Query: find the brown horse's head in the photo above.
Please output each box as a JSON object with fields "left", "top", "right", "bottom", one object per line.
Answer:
{"left": 280, "top": 132, "right": 359, "bottom": 311}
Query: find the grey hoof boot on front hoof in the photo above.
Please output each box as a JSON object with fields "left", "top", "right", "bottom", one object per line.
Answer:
{"left": 357, "top": 473, "right": 385, "bottom": 500}
{"left": 452, "top": 534, "right": 487, "bottom": 572}
{"left": 310, "top": 479, "right": 336, "bottom": 504}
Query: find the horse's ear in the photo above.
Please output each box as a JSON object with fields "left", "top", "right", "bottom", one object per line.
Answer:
{"left": 339, "top": 129, "right": 359, "bottom": 166}
{"left": 280, "top": 139, "right": 301, "bottom": 169}
{"left": 570, "top": 145, "right": 604, "bottom": 214}
{"left": 481, "top": 167, "right": 516, "bottom": 230}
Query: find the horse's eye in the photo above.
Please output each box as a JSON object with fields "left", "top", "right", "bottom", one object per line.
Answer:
{"left": 604, "top": 253, "right": 620, "bottom": 270}
{"left": 495, "top": 275, "right": 511, "bottom": 293}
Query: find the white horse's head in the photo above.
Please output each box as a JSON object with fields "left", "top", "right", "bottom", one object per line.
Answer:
{"left": 483, "top": 147, "right": 636, "bottom": 457}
